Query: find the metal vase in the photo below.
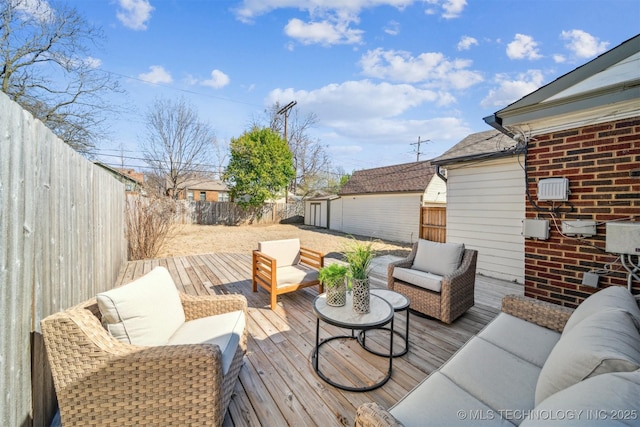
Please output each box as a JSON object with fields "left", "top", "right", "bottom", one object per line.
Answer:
{"left": 351, "top": 278, "right": 370, "bottom": 314}
{"left": 326, "top": 280, "right": 347, "bottom": 307}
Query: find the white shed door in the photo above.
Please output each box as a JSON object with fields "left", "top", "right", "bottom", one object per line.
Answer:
{"left": 445, "top": 157, "right": 525, "bottom": 283}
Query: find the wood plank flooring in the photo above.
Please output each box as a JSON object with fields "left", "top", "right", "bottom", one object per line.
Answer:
{"left": 116, "top": 253, "right": 523, "bottom": 427}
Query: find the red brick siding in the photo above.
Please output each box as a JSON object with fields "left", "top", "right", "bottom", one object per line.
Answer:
{"left": 524, "top": 117, "right": 640, "bottom": 307}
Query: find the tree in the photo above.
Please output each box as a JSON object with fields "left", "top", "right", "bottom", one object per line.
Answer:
{"left": 260, "top": 102, "right": 330, "bottom": 197}
{"left": 223, "top": 127, "right": 295, "bottom": 208}
{"left": 1, "top": 0, "right": 121, "bottom": 154}
{"left": 141, "top": 97, "right": 216, "bottom": 198}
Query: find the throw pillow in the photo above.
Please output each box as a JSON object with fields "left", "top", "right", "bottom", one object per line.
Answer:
{"left": 535, "top": 308, "right": 640, "bottom": 406}
{"left": 412, "top": 240, "right": 465, "bottom": 277}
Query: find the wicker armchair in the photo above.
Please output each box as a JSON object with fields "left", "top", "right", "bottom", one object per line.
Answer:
{"left": 388, "top": 240, "right": 477, "bottom": 324}
{"left": 41, "top": 292, "right": 248, "bottom": 427}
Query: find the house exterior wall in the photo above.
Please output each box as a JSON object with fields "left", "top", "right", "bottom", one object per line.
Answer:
{"left": 329, "top": 197, "right": 343, "bottom": 231}
{"left": 304, "top": 199, "right": 329, "bottom": 228}
{"left": 178, "top": 189, "right": 224, "bottom": 202}
{"left": 446, "top": 156, "right": 525, "bottom": 283}
{"left": 524, "top": 117, "right": 640, "bottom": 307}
{"left": 424, "top": 175, "right": 447, "bottom": 205}
{"left": 338, "top": 193, "right": 421, "bottom": 243}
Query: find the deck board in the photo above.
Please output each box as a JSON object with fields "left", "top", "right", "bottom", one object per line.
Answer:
{"left": 118, "top": 253, "right": 523, "bottom": 427}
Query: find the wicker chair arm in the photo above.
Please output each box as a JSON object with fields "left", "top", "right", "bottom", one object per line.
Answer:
{"left": 355, "top": 403, "right": 404, "bottom": 427}
{"left": 180, "top": 293, "right": 248, "bottom": 320}
{"left": 439, "top": 249, "right": 477, "bottom": 294}
{"left": 501, "top": 294, "right": 574, "bottom": 333}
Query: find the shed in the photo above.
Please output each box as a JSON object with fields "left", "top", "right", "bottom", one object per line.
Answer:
{"left": 432, "top": 130, "right": 524, "bottom": 283}
{"left": 334, "top": 161, "right": 445, "bottom": 243}
{"left": 304, "top": 195, "right": 339, "bottom": 228}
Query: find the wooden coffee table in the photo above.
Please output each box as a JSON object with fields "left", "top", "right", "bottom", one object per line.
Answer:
{"left": 312, "top": 292, "right": 394, "bottom": 392}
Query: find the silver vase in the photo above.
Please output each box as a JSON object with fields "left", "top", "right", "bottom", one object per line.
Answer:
{"left": 351, "top": 278, "right": 370, "bottom": 314}
{"left": 326, "top": 280, "right": 347, "bottom": 307}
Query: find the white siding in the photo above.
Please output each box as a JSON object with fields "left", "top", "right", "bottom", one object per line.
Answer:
{"left": 424, "top": 175, "right": 447, "bottom": 205}
{"left": 329, "top": 198, "right": 343, "bottom": 231}
{"left": 304, "top": 200, "right": 328, "bottom": 227}
{"left": 339, "top": 193, "right": 421, "bottom": 243}
{"left": 445, "top": 157, "right": 525, "bottom": 283}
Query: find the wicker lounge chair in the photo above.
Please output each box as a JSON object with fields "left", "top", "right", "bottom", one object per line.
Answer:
{"left": 41, "top": 267, "right": 247, "bottom": 427}
{"left": 388, "top": 239, "right": 477, "bottom": 323}
{"left": 252, "top": 238, "right": 324, "bottom": 309}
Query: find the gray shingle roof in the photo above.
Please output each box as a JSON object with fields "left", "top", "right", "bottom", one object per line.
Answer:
{"left": 432, "top": 130, "right": 519, "bottom": 165}
{"left": 339, "top": 161, "right": 436, "bottom": 195}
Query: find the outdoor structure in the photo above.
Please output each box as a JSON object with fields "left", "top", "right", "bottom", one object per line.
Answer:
{"left": 484, "top": 34, "right": 640, "bottom": 306}
{"left": 332, "top": 161, "right": 446, "bottom": 243}
{"left": 432, "top": 130, "right": 525, "bottom": 283}
{"left": 304, "top": 194, "right": 339, "bottom": 228}
{"left": 172, "top": 176, "right": 229, "bottom": 201}
{"left": 94, "top": 162, "right": 145, "bottom": 193}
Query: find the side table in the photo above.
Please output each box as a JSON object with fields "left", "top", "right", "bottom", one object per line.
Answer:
{"left": 358, "top": 288, "right": 410, "bottom": 357}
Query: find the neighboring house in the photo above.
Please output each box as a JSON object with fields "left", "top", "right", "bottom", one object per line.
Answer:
{"left": 483, "top": 34, "right": 639, "bottom": 307}
{"left": 432, "top": 130, "right": 524, "bottom": 283}
{"left": 94, "top": 162, "right": 144, "bottom": 193}
{"left": 304, "top": 194, "right": 339, "bottom": 228}
{"left": 333, "top": 160, "right": 446, "bottom": 243}
{"left": 172, "top": 177, "right": 229, "bottom": 202}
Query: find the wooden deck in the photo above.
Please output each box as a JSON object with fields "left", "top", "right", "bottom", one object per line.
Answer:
{"left": 117, "top": 253, "right": 523, "bottom": 427}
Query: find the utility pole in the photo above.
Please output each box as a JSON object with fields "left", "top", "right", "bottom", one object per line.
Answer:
{"left": 277, "top": 100, "right": 297, "bottom": 143}
{"left": 411, "top": 136, "right": 430, "bottom": 161}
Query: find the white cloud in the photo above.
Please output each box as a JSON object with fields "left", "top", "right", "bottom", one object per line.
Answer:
{"left": 560, "top": 30, "right": 609, "bottom": 59}
{"left": 457, "top": 36, "right": 478, "bottom": 51}
{"left": 359, "top": 48, "right": 483, "bottom": 91}
{"left": 11, "top": 0, "right": 54, "bottom": 22}
{"left": 116, "top": 0, "right": 154, "bottom": 31}
{"left": 506, "top": 34, "right": 542, "bottom": 60}
{"left": 384, "top": 20, "right": 401, "bottom": 36}
{"left": 553, "top": 54, "right": 566, "bottom": 63}
{"left": 285, "top": 17, "right": 363, "bottom": 45}
{"left": 481, "top": 70, "right": 545, "bottom": 109}
{"left": 441, "top": 0, "right": 467, "bottom": 19}
{"left": 84, "top": 57, "right": 102, "bottom": 69}
{"left": 201, "top": 70, "right": 231, "bottom": 89}
{"left": 138, "top": 65, "right": 172, "bottom": 84}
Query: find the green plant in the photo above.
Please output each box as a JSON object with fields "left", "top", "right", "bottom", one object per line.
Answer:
{"left": 318, "top": 263, "right": 348, "bottom": 288}
{"left": 343, "top": 238, "right": 376, "bottom": 280}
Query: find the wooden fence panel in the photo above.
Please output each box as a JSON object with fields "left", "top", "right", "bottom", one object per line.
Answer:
{"left": 0, "top": 92, "right": 128, "bottom": 426}
{"left": 420, "top": 206, "right": 447, "bottom": 243}
{"left": 174, "top": 200, "right": 304, "bottom": 225}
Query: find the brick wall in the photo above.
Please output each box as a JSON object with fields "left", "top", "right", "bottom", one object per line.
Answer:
{"left": 524, "top": 117, "right": 640, "bottom": 307}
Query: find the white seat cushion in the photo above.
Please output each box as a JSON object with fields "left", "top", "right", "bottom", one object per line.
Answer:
{"left": 562, "top": 285, "right": 640, "bottom": 336}
{"left": 276, "top": 264, "right": 318, "bottom": 287}
{"left": 392, "top": 267, "right": 443, "bottom": 292}
{"left": 535, "top": 308, "right": 640, "bottom": 405}
{"left": 523, "top": 370, "right": 640, "bottom": 426}
{"left": 168, "top": 310, "right": 245, "bottom": 375}
{"left": 259, "top": 239, "right": 301, "bottom": 267}
{"left": 478, "top": 313, "right": 561, "bottom": 368}
{"left": 411, "top": 240, "right": 465, "bottom": 277}
{"left": 97, "top": 266, "right": 185, "bottom": 346}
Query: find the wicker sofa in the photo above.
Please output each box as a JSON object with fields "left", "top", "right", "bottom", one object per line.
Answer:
{"left": 41, "top": 266, "right": 247, "bottom": 427}
{"left": 388, "top": 239, "right": 477, "bottom": 323}
{"left": 355, "top": 286, "right": 640, "bottom": 426}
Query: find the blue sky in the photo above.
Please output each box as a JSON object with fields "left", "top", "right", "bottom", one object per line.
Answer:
{"left": 62, "top": 0, "right": 639, "bottom": 174}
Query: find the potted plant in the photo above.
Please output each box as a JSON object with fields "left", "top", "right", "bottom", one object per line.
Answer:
{"left": 318, "top": 263, "right": 348, "bottom": 306}
{"left": 343, "top": 238, "right": 376, "bottom": 314}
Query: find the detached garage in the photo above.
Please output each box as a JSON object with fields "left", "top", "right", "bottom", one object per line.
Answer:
{"left": 332, "top": 161, "right": 445, "bottom": 243}
{"left": 433, "top": 130, "right": 525, "bottom": 283}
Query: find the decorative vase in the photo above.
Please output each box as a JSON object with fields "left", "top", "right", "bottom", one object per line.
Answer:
{"left": 326, "top": 280, "right": 347, "bottom": 307}
{"left": 351, "top": 278, "right": 370, "bottom": 314}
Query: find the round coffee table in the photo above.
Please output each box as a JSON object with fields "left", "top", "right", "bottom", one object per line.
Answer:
{"left": 312, "top": 292, "right": 394, "bottom": 392}
{"left": 357, "top": 289, "right": 410, "bottom": 357}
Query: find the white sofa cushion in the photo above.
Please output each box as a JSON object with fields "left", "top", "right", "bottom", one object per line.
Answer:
{"left": 441, "top": 337, "right": 541, "bottom": 425}
{"left": 563, "top": 285, "right": 640, "bottom": 335}
{"left": 168, "top": 310, "right": 245, "bottom": 375}
{"left": 392, "top": 267, "right": 443, "bottom": 292}
{"left": 478, "top": 313, "right": 561, "bottom": 368}
{"left": 390, "top": 371, "right": 513, "bottom": 426}
{"left": 259, "top": 239, "right": 301, "bottom": 267}
{"left": 524, "top": 370, "right": 640, "bottom": 426}
{"left": 276, "top": 264, "right": 318, "bottom": 287}
{"left": 535, "top": 308, "right": 640, "bottom": 405}
{"left": 412, "top": 240, "right": 464, "bottom": 277}
{"left": 97, "top": 266, "right": 185, "bottom": 346}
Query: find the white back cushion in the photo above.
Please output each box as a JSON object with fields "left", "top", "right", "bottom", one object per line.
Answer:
{"left": 412, "top": 240, "right": 465, "bottom": 277}
{"left": 563, "top": 285, "right": 640, "bottom": 336}
{"left": 259, "top": 238, "right": 301, "bottom": 267}
{"left": 97, "top": 266, "right": 185, "bottom": 346}
{"left": 535, "top": 308, "right": 640, "bottom": 406}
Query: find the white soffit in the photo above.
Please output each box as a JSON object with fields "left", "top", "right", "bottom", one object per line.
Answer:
{"left": 545, "top": 52, "right": 640, "bottom": 102}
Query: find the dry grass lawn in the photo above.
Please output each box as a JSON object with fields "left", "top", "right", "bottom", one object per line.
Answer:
{"left": 157, "top": 223, "right": 413, "bottom": 260}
